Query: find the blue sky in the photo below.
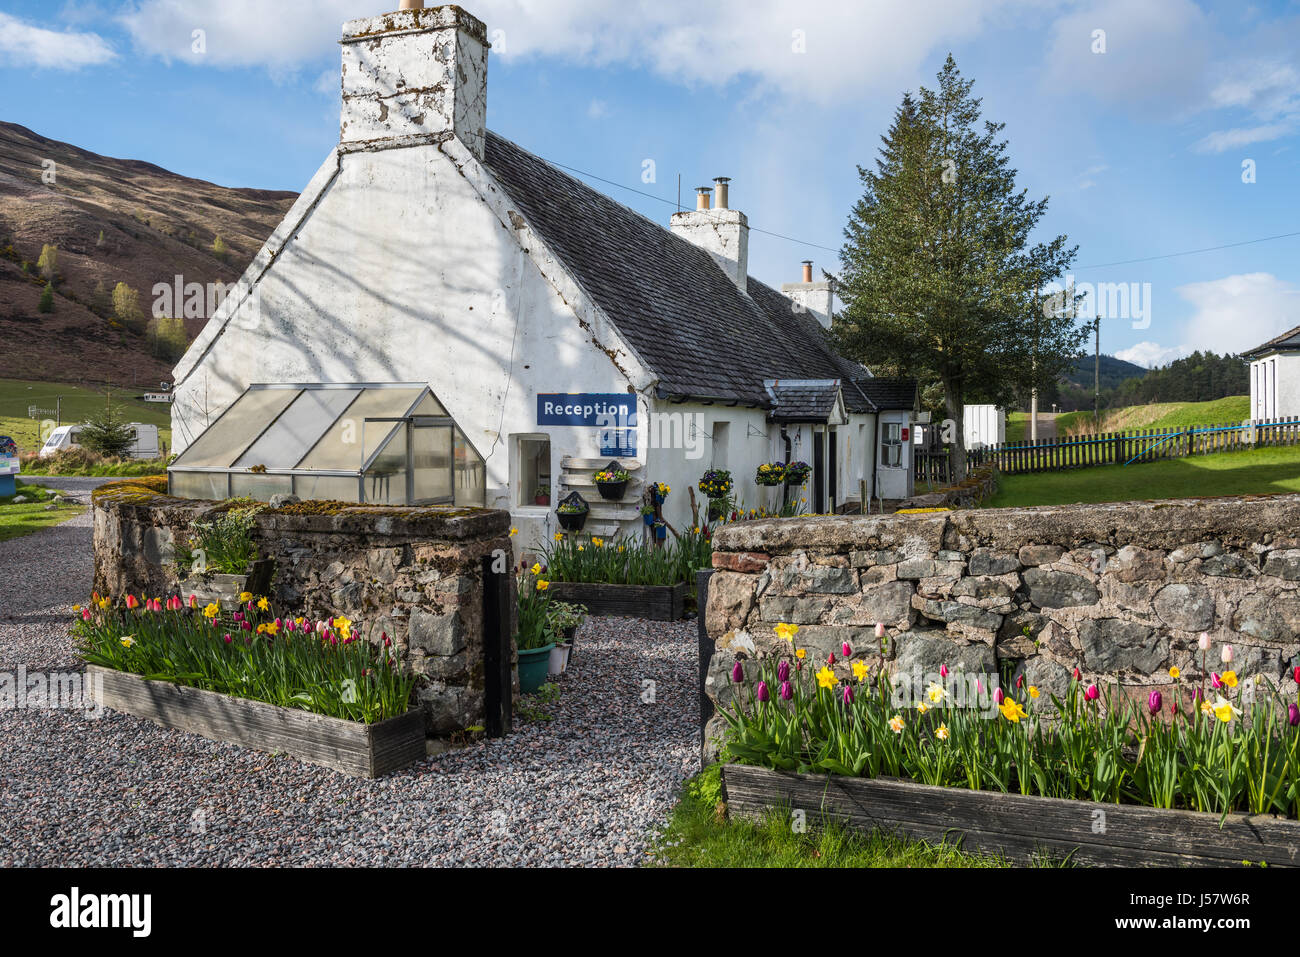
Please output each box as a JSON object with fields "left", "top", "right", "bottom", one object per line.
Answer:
{"left": 3, "top": 0, "right": 1299, "bottom": 368}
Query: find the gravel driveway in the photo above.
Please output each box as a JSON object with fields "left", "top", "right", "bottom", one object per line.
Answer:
{"left": 0, "top": 512, "right": 701, "bottom": 866}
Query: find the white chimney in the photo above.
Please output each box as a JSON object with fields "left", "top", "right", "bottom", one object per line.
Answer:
{"left": 670, "top": 176, "right": 749, "bottom": 292}
{"left": 340, "top": 4, "right": 489, "bottom": 159}
{"left": 782, "top": 261, "right": 835, "bottom": 330}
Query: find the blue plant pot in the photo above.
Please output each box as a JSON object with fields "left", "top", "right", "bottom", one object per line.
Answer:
{"left": 643, "top": 513, "right": 655, "bottom": 526}
{"left": 654, "top": 523, "right": 667, "bottom": 540}
{"left": 517, "top": 644, "right": 555, "bottom": 696}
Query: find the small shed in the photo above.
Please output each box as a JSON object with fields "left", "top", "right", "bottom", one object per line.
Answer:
{"left": 168, "top": 383, "right": 485, "bottom": 505}
{"left": 963, "top": 404, "right": 1005, "bottom": 449}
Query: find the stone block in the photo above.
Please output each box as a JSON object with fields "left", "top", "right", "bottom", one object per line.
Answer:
{"left": 1153, "top": 582, "right": 1215, "bottom": 632}
{"left": 1022, "top": 568, "right": 1099, "bottom": 608}
{"left": 1079, "top": 618, "right": 1167, "bottom": 674}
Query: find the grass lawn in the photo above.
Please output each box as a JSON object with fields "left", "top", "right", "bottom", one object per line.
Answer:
{"left": 648, "top": 767, "right": 1021, "bottom": 868}
{"left": 986, "top": 444, "right": 1300, "bottom": 508}
{"left": 0, "top": 483, "right": 85, "bottom": 542}
{"left": 1055, "top": 395, "right": 1249, "bottom": 437}
{"left": 0, "top": 377, "right": 172, "bottom": 457}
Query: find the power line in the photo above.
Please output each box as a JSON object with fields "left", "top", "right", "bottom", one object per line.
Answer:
{"left": 545, "top": 158, "right": 840, "bottom": 254}
{"left": 1077, "top": 230, "right": 1300, "bottom": 269}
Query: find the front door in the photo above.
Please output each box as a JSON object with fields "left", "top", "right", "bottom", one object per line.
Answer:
{"left": 813, "top": 430, "right": 825, "bottom": 514}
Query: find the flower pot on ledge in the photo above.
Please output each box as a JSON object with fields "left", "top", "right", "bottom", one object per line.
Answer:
{"left": 595, "top": 479, "right": 627, "bottom": 500}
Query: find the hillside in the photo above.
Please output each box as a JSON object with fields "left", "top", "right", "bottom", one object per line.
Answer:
{"left": 1063, "top": 354, "right": 1147, "bottom": 392}
{"left": 0, "top": 121, "right": 295, "bottom": 386}
{"left": 1058, "top": 395, "right": 1251, "bottom": 437}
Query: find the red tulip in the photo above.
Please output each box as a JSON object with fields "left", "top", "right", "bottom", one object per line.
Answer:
{"left": 756, "top": 681, "right": 770, "bottom": 703}
{"left": 827, "top": 652, "right": 836, "bottom": 666}
{"left": 189, "top": 594, "right": 198, "bottom": 608}
{"left": 993, "top": 687, "right": 1004, "bottom": 704}
{"left": 842, "top": 642, "right": 852, "bottom": 658}
{"left": 939, "top": 664, "right": 949, "bottom": 678}
{"left": 731, "top": 660, "right": 744, "bottom": 683}
{"left": 382, "top": 632, "right": 391, "bottom": 648}
{"left": 223, "top": 633, "right": 231, "bottom": 644}
{"left": 125, "top": 594, "right": 139, "bottom": 610}
{"left": 1072, "top": 667, "right": 1081, "bottom": 681}
{"left": 1016, "top": 675, "right": 1024, "bottom": 689}
{"left": 1294, "top": 666, "right": 1300, "bottom": 685}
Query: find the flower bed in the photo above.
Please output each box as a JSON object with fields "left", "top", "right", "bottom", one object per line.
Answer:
{"left": 538, "top": 533, "right": 694, "bottom": 619}
{"left": 716, "top": 624, "right": 1300, "bottom": 862}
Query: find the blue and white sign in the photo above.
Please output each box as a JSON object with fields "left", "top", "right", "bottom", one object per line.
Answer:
{"left": 599, "top": 430, "right": 636, "bottom": 457}
{"left": 537, "top": 393, "right": 636, "bottom": 428}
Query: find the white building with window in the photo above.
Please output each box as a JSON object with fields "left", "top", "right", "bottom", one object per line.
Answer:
{"left": 169, "top": 4, "right": 917, "bottom": 551}
{"left": 1244, "top": 325, "right": 1300, "bottom": 421}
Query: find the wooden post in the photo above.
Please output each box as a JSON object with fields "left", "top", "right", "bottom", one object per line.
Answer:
{"left": 481, "top": 555, "right": 512, "bottom": 738}
{"left": 697, "top": 568, "right": 715, "bottom": 766}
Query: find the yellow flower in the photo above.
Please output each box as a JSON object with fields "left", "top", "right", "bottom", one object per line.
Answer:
{"left": 97, "top": 597, "right": 112, "bottom": 610}
{"left": 1200, "top": 699, "right": 1215, "bottom": 717}
{"left": 120, "top": 635, "right": 136, "bottom": 648}
{"left": 888, "top": 715, "right": 905, "bottom": 734}
{"left": 926, "top": 683, "right": 946, "bottom": 704}
{"left": 256, "top": 623, "right": 266, "bottom": 634}
{"left": 294, "top": 617, "right": 305, "bottom": 626}
{"left": 510, "top": 527, "right": 518, "bottom": 536}
{"left": 816, "top": 666, "right": 837, "bottom": 689}
{"left": 999, "top": 698, "right": 1028, "bottom": 723}
{"left": 202, "top": 602, "right": 220, "bottom": 619}
{"left": 1221, "top": 670, "right": 1238, "bottom": 689}
{"left": 334, "top": 616, "right": 352, "bottom": 640}
{"left": 536, "top": 580, "right": 550, "bottom": 591}
{"left": 852, "top": 661, "right": 869, "bottom": 682}
{"left": 692, "top": 526, "right": 699, "bottom": 534}
{"left": 618, "top": 545, "right": 625, "bottom": 552}
{"left": 773, "top": 622, "right": 799, "bottom": 643}
{"left": 577, "top": 545, "right": 584, "bottom": 552}
{"left": 265, "top": 620, "right": 279, "bottom": 636}
{"left": 530, "top": 562, "right": 542, "bottom": 576}
{"left": 553, "top": 532, "right": 564, "bottom": 541}
{"left": 794, "top": 648, "right": 806, "bottom": 660}
{"left": 239, "top": 591, "right": 253, "bottom": 603}
{"left": 935, "top": 723, "right": 950, "bottom": 741}
{"left": 1168, "top": 666, "right": 1180, "bottom": 679}
{"left": 257, "top": 597, "right": 269, "bottom": 611}
{"left": 1212, "top": 695, "right": 1240, "bottom": 723}
{"left": 591, "top": 537, "right": 604, "bottom": 547}
{"left": 1028, "top": 686, "right": 1040, "bottom": 699}
{"left": 916, "top": 701, "right": 929, "bottom": 714}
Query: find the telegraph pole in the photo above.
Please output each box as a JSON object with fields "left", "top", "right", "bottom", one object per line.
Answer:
{"left": 1094, "top": 318, "right": 1101, "bottom": 429}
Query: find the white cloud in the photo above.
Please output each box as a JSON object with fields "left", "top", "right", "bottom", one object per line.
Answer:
{"left": 1193, "top": 122, "right": 1296, "bottom": 153}
{"left": 586, "top": 99, "right": 610, "bottom": 120}
{"left": 0, "top": 12, "right": 116, "bottom": 69}
{"left": 1176, "top": 273, "right": 1300, "bottom": 355}
{"left": 1114, "top": 341, "right": 1189, "bottom": 368}
{"left": 119, "top": 0, "right": 1061, "bottom": 101}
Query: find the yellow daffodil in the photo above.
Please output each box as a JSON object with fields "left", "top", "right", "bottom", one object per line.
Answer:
{"left": 577, "top": 545, "right": 584, "bottom": 552}
{"left": 999, "top": 698, "right": 1028, "bottom": 723}
{"left": 926, "top": 682, "right": 946, "bottom": 704}
{"left": 265, "top": 620, "right": 279, "bottom": 636}
{"left": 510, "top": 527, "right": 518, "bottom": 536}
{"left": 1200, "top": 699, "right": 1215, "bottom": 717}
{"left": 1221, "top": 670, "right": 1238, "bottom": 689}
{"left": 553, "top": 533, "right": 564, "bottom": 541}
{"left": 334, "top": 616, "right": 352, "bottom": 639}
{"left": 1168, "top": 666, "right": 1180, "bottom": 679}
{"left": 888, "top": 715, "right": 905, "bottom": 734}
{"left": 202, "top": 602, "right": 220, "bottom": 619}
{"left": 256, "top": 623, "right": 266, "bottom": 634}
{"left": 794, "top": 648, "right": 806, "bottom": 660}
{"left": 773, "top": 622, "right": 799, "bottom": 643}
{"left": 916, "top": 701, "right": 929, "bottom": 714}
{"left": 1028, "top": 685, "right": 1040, "bottom": 699}
{"left": 618, "top": 545, "right": 625, "bottom": 552}
{"left": 935, "top": 723, "right": 950, "bottom": 741}
{"left": 120, "top": 635, "right": 136, "bottom": 648}
{"left": 257, "top": 597, "right": 269, "bottom": 611}
{"left": 536, "top": 580, "right": 550, "bottom": 591}
{"left": 1212, "top": 694, "right": 1240, "bottom": 723}
{"left": 816, "top": 666, "right": 837, "bottom": 689}
{"left": 852, "top": 661, "right": 869, "bottom": 682}
{"left": 97, "top": 597, "right": 111, "bottom": 610}
{"left": 239, "top": 591, "right": 253, "bottom": 603}
{"left": 591, "top": 537, "right": 604, "bottom": 547}
{"left": 530, "top": 562, "right": 542, "bottom": 576}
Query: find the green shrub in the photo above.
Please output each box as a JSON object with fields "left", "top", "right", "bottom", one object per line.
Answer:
{"left": 174, "top": 507, "right": 260, "bottom": 576}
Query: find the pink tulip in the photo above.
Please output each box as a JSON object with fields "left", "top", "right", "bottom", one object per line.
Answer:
{"left": 232, "top": 612, "right": 243, "bottom": 622}
{"left": 756, "top": 681, "right": 770, "bottom": 703}
{"left": 1221, "top": 644, "right": 1234, "bottom": 664}
{"left": 842, "top": 642, "right": 852, "bottom": 658}
{"left": 81, "top": 608, "right": 91, "bottom": 621}
{"left": 779, "top": 681, "right": 794, "bottom": 701}
{"left": 842, "top": 686, "right": 854, "bottom": 705}
{"left": 241, "top": 620, "right": 252, "bottom": 631}
{"left": 939, "top": 664, "right": 948, "bottom": 679}
{"left": 976, "top": 678, "right": 984, "bottom": 694}
{"left": 993, "top": 687, "right": 1004, "bottom": 704}
{"left": 1084, "top": 684, "right": 1100, "bottom": 702}
{"left": 874, "top": 622, "right": 885, "bottom": 639}
{"left": 1289, "top": 704, "right": 1299, "bottom": 727}
{"left": 1192, "top": 686, "right": 1204, "bottom": 703}
{"left": 1294, "top": 666, "right": 1300, "bottom": 685}
{"left": 223, "top": 633, "right": 232, "bottom": 644}
{"left": 1211, "top": 672, "right": 1223, "bottom": 690}
{"left": 1198, "top": 632, "right": 1211, "bottom": 651}
{"left": 731, "top": 661, "right": 744, "bottom": 683}
{"left": 1147, "top": 691, "right": 1162, "bottom": 716}
{"left": 777, "top": 660, "right": 790, "bottom": 683}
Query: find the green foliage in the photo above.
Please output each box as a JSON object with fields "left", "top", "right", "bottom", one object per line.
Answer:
{"left": 77, "top": 407, "right": 137, "bottom": 457}
{"left": 835, "top": 57, "right": 1088, "bottom": 475}
{"left": 174, "top": 507, "right": 259, "bottom": 575}
{"left": 20, "top": 447, "right": 168, "bottom": 476}
{"left": 38, "top": 281, "right": 54, "bottom": 313}
{"left": 515, "top": 681, "right": 560, "bottom": 723}
{"left": 147, "top": 315, "right": 189, "bottom": 361}
{"left": 37, "top": 243, "right": 57, "bottom": 281}
{"left": 112, "top": 281, "right": 145, "bottom": 333}
{"left": 541, "top": 534, "right": 688, "bottom": 586}
{"left": 212, "top": 234, "right": 229, "bottom": 261}
{"left": 515, "top": 566, "right": 556, "bottom": 650}
{"left": 721, "top": 656, "right": 1300, "bottom": 819}
{"left": 75, "top": 600, "right": 414, "bottom": 723}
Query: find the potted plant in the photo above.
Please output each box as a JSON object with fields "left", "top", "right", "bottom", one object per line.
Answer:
{"left": 783, "top": 461, "right": 812, "bottom": 487}
{"left": 593, "top": 465, "right": 630, "bottom": 500}
{"left": 641, "top": 503, "right": 656, "bottom": 526}
{"left": 548, "top": 600, "right": 588, "bottom": 661}
{"left": 534, "top": 484, "right": 551, "bottom": 506}
{"left": 556, "top": 491, "right": 589, "bottom": 531}
{"left": 699, "top": 468, "right": 733, "bottom": 520}
{"left": 653, "top": 520, "right": 668, "bottom": 541}
{"left": 651, "top": 481, "right": 670, "bottom": 505}
{"left": 755, "top": 462, "right": 786, "bottom": 486}
{"left": 515, "top": 567, "right": 556, "bottom": 695}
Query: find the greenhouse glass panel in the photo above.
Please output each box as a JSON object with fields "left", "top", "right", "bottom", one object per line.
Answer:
{"left": 172, "top": 388, "right": 301, "bottom": 468}
{"left": 364, "top": 426, "right": 407, "bottom": 505}
{"left": 296, "top": 388, "right": 423, "bottom": 471}
{"left": 454, "top": 430, "right": 486, "bottom": 506}
{"left": 233, "top": 387, "right": 361, "bottom": 469}
{"left": 412, "top": 424, "right": 453, "bottom": 503}
{"left": 230, "top": 472, "right": 293, "bottom": 500}
{"left": 411, "top": 392, "right": 447, "bottom": 416}
{"left": 292, "top": 474, "right": 361, "bottom": 502}
{"left": 169, "top": 471, "right": 229, "bottom": 501}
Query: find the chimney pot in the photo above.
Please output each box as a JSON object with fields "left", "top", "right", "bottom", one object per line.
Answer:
{"left": 713, "top": 176, "right": 730, "bottom": 209}
{"left": 695, "top": 186, "right": 713, "bottom": 211}
{"left": 399, "top": 0, "right": 424, "bottom": 8}
{"left": 801, "top": 260, "right": 813, "bottom": 283}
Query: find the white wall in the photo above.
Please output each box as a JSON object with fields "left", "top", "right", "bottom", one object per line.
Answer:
{"left": 963, "top": 404, "right": 1005, "bottom": 448}
{"left": 875, "top": 410, "right": 914, "bottom": 501}
{"left": 1252, "top": 353, "right": 1300, "bottom": 420}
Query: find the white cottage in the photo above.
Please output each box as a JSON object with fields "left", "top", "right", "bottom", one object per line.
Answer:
{"left": 169, "top": 3, "right": 917, "bottom": 550}
{"left": 1244, "top": 325, "right": 1300, "bottom": 421}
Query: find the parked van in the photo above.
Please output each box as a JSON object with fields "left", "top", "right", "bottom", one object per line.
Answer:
{"left": 38, "top": 423, "right": 161, "bottom": 460}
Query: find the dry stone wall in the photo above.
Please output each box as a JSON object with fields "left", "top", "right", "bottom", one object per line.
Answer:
{"left": 704, "top": 495, "right": 1300, "bottom": 754}
{"left": 92, "top": 485, "right": 516, "bottom": 735}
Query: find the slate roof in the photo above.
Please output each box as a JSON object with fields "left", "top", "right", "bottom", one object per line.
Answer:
{"left": 482, "top": 131, "right": 904, "bottom": 411}
{"left": 856, "top": 377, "right": 918, "bottom": 412}
{"left": 1243, "top": 324, "right": 1300, "bottom": 359}
{"left": 766, "top": 380, "right": 843, "bottom": 421}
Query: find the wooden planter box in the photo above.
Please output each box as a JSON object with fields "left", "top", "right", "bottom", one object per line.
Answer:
{"left": 546, "top": 581, "right": 687, "bottom": 621}
{"left": 722, "top": 764, "right": 1300, "bottom": 868}
{"left": 89, "top": 665, "right": 426, "bottom": 778}
{"left": 178, "top": 559, "right": 276, "bottom": 610}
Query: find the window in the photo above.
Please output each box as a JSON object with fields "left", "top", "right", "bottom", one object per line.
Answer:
{"left": 880, "top": 422, "right": 903, "bottom": 468}
{"left": 515, "top": 435, "right": 551, "bottom": 506}
{"left": 711, "top": 421, "right": 730, "bottom": 469}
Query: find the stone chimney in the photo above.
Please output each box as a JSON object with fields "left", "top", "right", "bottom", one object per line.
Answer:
{"left": 782, "top": 261, "right": 835, "bottom": 330}
{"left": 670, "top": 176, "right": 749, "bottom": 292}
{"left": 340, "top": 4, "right": 489, "bottom": 159}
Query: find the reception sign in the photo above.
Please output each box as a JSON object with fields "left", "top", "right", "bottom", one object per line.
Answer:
{"left": 536, "top": 394, "right": 636, "bottom": 428}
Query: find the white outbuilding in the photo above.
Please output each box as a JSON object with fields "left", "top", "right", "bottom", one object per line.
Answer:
{"left": 1244, "top": 325, "right": 1300, "bottom": 421}
{"left": 169, "top": 4, "right": 917, "bottom": 551}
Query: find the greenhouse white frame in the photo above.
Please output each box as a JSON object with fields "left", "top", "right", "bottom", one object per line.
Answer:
{"left": 168, "top": 383, "right": 486, "bottom": 506}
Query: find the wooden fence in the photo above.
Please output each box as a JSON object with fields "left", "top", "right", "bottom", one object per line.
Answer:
{"left": 916, "top": 416, "right": 1300, "bottom": 478}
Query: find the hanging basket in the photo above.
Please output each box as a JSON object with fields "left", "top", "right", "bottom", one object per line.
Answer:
{"left": 593, "top": 460, "right": 629, "bottom": 500}
{"left": 556, "top": 490, "right": 589, "bottom": 531}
